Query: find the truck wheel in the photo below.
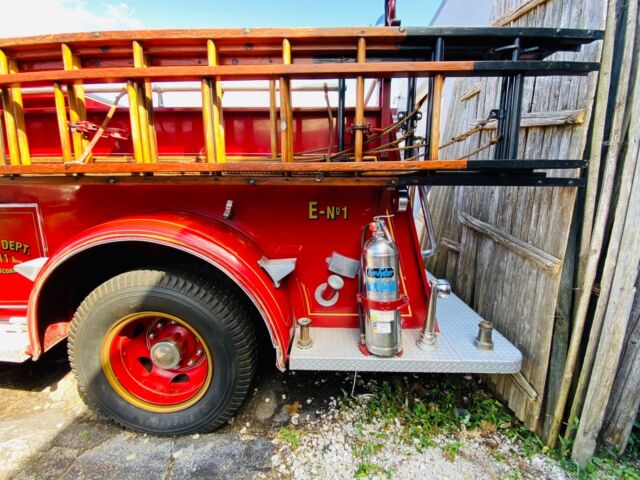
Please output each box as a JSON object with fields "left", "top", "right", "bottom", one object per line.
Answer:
{"left": 68, "top": 269, "right": 256, "bottom": 435}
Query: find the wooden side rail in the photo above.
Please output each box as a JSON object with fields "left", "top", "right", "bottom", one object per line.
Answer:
{"left": 0, "top": 61, "right": 599, "bottom": 87}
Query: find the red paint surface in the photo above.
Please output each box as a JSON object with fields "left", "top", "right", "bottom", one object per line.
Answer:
{"left": 0, "top": 91, "right": 421, "bottom": 363}
{"left": 0, "top": 204, "right": 47, "bottom": 313}
{"left": 0, "top": 184, "right": 429, "bottom": 361}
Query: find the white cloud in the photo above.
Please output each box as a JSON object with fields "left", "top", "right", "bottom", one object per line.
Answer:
{"left": 0, "top": 0, "right": 143, "bottom": 38}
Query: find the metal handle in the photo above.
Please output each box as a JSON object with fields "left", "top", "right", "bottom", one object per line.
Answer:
{"left": 419, "top": 186, "right": 437, "bottom": 259}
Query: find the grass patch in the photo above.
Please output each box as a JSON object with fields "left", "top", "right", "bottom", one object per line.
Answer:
{"left": 276, "top": 426, "right": 302, "bottom": 449}
{"left": 443, "top": 441, "right": 464, "bottom": 461}
{"left": 340, "top": 374, "right": 640, "bottom": 480}
{"left": 354, "top": 461, "right": 392, "bottom": 479}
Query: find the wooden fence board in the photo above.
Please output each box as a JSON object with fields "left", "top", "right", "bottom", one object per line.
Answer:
{"left": 425, "top": 0, "right": 604, "bottom": 431}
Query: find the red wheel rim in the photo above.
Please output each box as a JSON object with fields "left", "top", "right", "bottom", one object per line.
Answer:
{"left": 101, "top": 312, "right": 212, "bottom": 413}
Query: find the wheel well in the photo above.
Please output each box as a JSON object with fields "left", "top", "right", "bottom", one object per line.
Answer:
{"left": 36, "top": 241, "right": 274, "bottom": 357}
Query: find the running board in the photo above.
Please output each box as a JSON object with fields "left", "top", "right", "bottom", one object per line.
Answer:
{"left": 0, "top": 318, "right": 30, "bottom": 363}
{"left": 289, "top": 288, "right": 521, "bottom": 374}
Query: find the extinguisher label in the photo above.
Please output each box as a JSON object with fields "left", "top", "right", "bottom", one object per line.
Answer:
{"left": 366, "top": 267, "right": 395, "bottom": 279}
{"left": 366, "top": 267, "right": 397, "bottom": 294}
{"left": 372, "top": 310, "right": 394, "bottom": 333}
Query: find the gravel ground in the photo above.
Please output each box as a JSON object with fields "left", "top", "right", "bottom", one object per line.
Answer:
{"left": 267, "top": 393, "right": 569, "bottom": 480}
{"left": 1, "top": 344, "right": 636, "bottom": 479}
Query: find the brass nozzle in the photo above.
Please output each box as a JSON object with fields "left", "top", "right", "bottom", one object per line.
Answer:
{"left": 297, "top": 317, "right": 312, "bottom": 349}
{"left": 474, "top": 320, "right": 494, "bottom": 351}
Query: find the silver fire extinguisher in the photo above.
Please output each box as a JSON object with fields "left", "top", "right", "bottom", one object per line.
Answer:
{"left": 359, "top": 217, "right": 407, "bottom": 357}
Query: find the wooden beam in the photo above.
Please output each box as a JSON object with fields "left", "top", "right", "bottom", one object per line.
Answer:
{"left": 280, "top": 38, "right": 293, "bottom": 162}
{"left": 269, "top": 79, "right": 278, "bottom": 159}
{"left": 139, "top": 43, "right": 158, "bottom": 163}
{"left": 511, "top": 372, "right": 538, "bottom": 401}
{"left": 429, "top": 74, "right": 443, "bottom": 160}
{"left": 201, "top": 77, "right": 215, "bottom": 163}
{"left": 0, "top": 173, "right": 392, "bottom": 188}
{"left": 0, "top": 27, "right": 409, "bottom": 48}
{"left": 547, "top": 0, "right": 631, "bottom": 450}
{"left": 126, "top": 79, "right": 144, "bottom": 164}
{"left": 53, "top": 82, "right": 72, "bottom": 162}
{"left": 460, "top": 83, "right": 481, "bottom": 101}
{"left": 0, "top": 49, "right": 20, "bottom": 166}
{"left": 133, "top": 41, "right": 152, "bottom": 164}
{"left": 441, "top": 237, "right": 462, "bottom": 253}
{"left": 7, "top": 60, "right": 30, "bottom": 165}
{"left": 492, "top": 0, "right": 552, "bottom": 26}
{"left": 0, "top": 60, "right": 599, "bottom": 87}
{"left": 354, "top": 37, "right": 366, "bottom": 162}
{"left": 458, "top": 212, "right": 563, "bottom": 274}
{"left": 0, "top": 159, "right": 468, "bottom": 175}
{"left": 207, "top": 39, "right": 225, "bottom": 163}
{"left": 61, "top": 43, "right": 88, "bottom": 161}
{"left": 474, "top": 109, "right": 586, "bottom": 129}
{"left": 0, "top": 100, "right": 5, "bottom": 165}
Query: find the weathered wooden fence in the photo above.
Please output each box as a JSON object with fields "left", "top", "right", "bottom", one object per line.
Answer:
{"left": 422, "top": 0, "right": 640, "bottom": 463}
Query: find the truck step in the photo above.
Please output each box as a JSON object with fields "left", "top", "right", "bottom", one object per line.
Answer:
{"left": 0, "top": 318, "right": 30, "bottom": 363}
{"left": 289, "top": 288, "right": 521, "bottom": 374}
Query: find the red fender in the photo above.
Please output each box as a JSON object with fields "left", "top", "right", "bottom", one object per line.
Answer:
{"left": 27, "top": 211, "right": 293, "bottom": 369}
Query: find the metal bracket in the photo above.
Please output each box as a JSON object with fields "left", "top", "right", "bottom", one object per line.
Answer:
{"left": 257, "top": 257, "right": 296, "bottom": 288}
{"left": 14, "top": 257, "right": 48, "bottom": 281}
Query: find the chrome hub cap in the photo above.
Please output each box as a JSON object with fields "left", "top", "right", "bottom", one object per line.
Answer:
{"left": 150, "top": 340, "right": 181, "bottom": 370}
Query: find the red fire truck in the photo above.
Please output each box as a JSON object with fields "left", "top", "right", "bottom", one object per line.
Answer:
{"left": 0, "top": 7, "right": 600, "bottom": 434}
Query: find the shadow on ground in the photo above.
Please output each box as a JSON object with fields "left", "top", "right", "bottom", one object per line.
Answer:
{"left": 0, "top": 344, "right": 365, "bottom": 480}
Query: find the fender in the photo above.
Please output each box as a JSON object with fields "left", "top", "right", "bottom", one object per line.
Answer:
{"left": 27, "top": 211, "right": 293, "bottom": 369}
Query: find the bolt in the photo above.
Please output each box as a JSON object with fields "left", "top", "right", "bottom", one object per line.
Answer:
{"left": 149, "top": 332, "right": 156, "bottom": 340}
{"left": 156, "top": 322, "right": 164, "bottom": 329}
{"left": 187, "top": 358, "right": 196, "bottom": 367}
{"left": 196, "top": 348, "right": 204, "bottom": 356}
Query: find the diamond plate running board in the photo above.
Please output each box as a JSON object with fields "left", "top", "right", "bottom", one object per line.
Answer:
{"left": 289, "top": 288, "right": 521, "bottom": 374}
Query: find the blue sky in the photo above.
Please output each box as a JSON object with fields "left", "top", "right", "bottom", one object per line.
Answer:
{"left": 124, "top": 0, "right": 441, "bottom": 28}
{"left": 2, "top": 0, "right": 442, "bottom": 37}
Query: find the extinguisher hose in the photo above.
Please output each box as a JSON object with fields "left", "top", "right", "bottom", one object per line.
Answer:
{"left": 357, "top": 224, "right": 367, "bottom": 344}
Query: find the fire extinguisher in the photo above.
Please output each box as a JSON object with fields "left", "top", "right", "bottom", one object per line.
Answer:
{"left": 358, "top": 217, "right": 408, "bottom": 357}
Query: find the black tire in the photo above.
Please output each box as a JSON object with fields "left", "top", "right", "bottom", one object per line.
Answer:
{"left": 68, "top": 269, "right": 257, "bottom": 435}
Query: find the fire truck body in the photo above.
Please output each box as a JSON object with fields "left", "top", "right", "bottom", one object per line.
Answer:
{"left": 0, "top": 23, "right": 601, "bottom": 433}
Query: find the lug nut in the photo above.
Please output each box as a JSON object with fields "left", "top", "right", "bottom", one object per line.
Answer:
{"left": 196, "top": 348, "right": 204, "bottom": 356}
{"left": 187, "top": 358, "right": 196, "bottom": 367}
{"left": 156, "top": 322, "right": 164, "bottom": 329}
{"left": 149, "top": 332, "right": 156, "bottom": 340}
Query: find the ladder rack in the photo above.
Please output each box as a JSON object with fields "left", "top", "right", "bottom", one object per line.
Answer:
{"left": 0, "top": 27, "right": 602, "bottom": 186}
